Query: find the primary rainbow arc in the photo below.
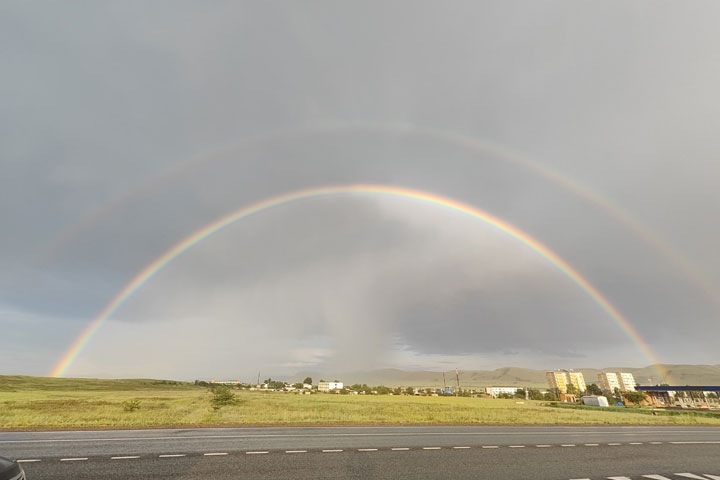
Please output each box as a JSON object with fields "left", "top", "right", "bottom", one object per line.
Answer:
{"left": 50, "top": 184, "right": 669, "bottom": 382}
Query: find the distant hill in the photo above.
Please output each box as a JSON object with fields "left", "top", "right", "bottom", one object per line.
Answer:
{"left": 0, "top": 375, "right": 197, "bottom": 392}
{"left": 291, "top": 364, "right": 720, "bottom": 388}
{"left": 4, "top": 364, "right": 719, "bottom": 391}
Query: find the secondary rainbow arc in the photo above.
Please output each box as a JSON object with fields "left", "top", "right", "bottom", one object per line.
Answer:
{"left": 49, "top": 184, "right": 669, "bottom": 383}
{"left": 17, "top": 124, "right": 718, "bottom": 318}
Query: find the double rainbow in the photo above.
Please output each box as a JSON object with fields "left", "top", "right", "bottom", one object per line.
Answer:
{"left": 49, "top": 184, "right": 669, "bottom": 382}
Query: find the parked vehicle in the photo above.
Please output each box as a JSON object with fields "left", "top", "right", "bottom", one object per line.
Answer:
{"left": 0, "top": 457, "right": 24, "bottom": 480}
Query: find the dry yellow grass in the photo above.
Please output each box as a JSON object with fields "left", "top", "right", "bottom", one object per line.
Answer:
{"left": 3, "top": 381, "right": 720, "bottom": 429}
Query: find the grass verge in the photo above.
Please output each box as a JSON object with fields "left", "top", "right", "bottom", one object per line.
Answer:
{"left": 2, "top": 376, "right": 720, "bottom": 429}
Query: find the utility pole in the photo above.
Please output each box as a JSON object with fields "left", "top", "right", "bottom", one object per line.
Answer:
{"left": 455, "top": 368, "right": 460, "bottom": 396}
{"left": 443, "top": 372, "right": 447, "bottom": 392}
{"left": 257, "top": 371, "right": 261, "bottom": 386}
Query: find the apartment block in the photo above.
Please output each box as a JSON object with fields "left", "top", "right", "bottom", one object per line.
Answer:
{"left": 598, "top": 372, "right": 636, "bottom": 393}
{"left": 546, "top": 370, "right": 586, "bottom": 393}
{"left": 618, "top": 372, "right": 637, "bottom": 392}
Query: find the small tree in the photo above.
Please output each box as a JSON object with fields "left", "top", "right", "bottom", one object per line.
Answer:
{"left": 528, "top": 389, "right": 544, "bottom": 401}
{"left": 267, "top": 380, "right": 285, "bottom": 390}
{"left": 405, "top": 386, "right": 414, "bottom": 395}
{"left": 376, "top": 385, "right": 392, "bottom": 395}
{"left": 566, "top": 383, "right": 578, "bottom": 395}
{"left": 544, "top": 390, "right": 558, "bottom": 401}
{"left": 210, "top": 386, "right": 236, "bottom": 410}
{"left": 586, "top": 383, "right": 603, "bottom": 395}
{"left": 612, "top": 387, "right": 623, "bottom": 405}
{"left": 303, "top": 377, "right": 312, "bottom": 385}
{"left": 622, "top": 391, "right": 647, "bottom": 405}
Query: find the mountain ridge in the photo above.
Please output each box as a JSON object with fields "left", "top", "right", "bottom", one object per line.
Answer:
{"left": 287, "top": 364, "right": 720, "bottom": 388}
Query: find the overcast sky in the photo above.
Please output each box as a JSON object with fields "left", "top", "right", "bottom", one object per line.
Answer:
{"left": 2, "top": 1, "right": 720, "bottom": 381}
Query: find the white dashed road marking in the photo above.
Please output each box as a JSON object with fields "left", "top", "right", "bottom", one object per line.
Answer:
{"left": 606, "top": 477, "right": 633, "bottom": 480}
{"left": 704, "top": 475, "right": 720, "bottom": 480}
{"left": 675, "top": 474, "right": 712, "bottom": 479}
{"left": 670, "top": 441, "right": 720, "bottom": 444}
{"left": 17, "top": 438, "right": 720, "bottom": 467}
{"left": 641, "top": 475, "right": 673, "bottom": 480}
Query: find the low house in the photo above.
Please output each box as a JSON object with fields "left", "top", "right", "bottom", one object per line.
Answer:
{"left": 318, "top": 381, "right": 343, "bottom": 392}
{"left": 485, "top": 386, "right": 520, "bottom": 398}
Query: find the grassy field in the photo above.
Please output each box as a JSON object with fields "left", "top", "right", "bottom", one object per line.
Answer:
{"left": 2, "top": 376, "right": 720, "bottom": 429}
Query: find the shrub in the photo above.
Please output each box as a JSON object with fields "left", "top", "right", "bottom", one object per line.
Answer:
{"left": 122, "top": 399, "right": 141, "bottom": 412}
{"left": 210, "top": 386, "right": 236, "bottom": 410}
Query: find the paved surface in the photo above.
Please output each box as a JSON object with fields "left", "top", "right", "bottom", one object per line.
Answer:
{"left": 1, "top": 426, "right": 719, "bottom": 479}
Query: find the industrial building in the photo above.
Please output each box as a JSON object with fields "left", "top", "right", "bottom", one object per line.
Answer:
{"left": 581, "top": 395, "right": 609, "bottom": 407}
{"left": 637, "top": 386, "right": 720, "bottom": 408}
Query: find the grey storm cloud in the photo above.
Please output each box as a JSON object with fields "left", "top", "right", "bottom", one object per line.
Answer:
{"left": 2, "top": 1, "right": 720, "bottom": 378}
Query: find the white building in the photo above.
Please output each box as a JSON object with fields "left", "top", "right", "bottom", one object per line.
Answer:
{"left": 581, "top": 395, "right": 609, "bottom": 407}
{"left": 598, "top": 372, "right": 621, "bottom": 393}
{"left": 318, "top": 381, "right": 343, "bottom": 392}
{"left": 598, "top": 372, "right": 636, "bottom": 393}
{"left": 485, "top": 386, "right": 520, "bottom": 397}
{"left": 618, "top": 372, "right": 637, "bottom": 392}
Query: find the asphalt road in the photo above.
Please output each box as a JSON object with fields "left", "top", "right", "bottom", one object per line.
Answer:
{"left": 2, "top": 426, "right": 719, "bottom": 479}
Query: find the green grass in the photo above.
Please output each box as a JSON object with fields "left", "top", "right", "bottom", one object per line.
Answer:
{"left": 547, "top": 401, "right": 720, "bottom": 419}
{"left": 2, "top": 376, "right": 720, "bottom": 429}
{"left": 0, "top": 375, "right": 194, "bottom": 392}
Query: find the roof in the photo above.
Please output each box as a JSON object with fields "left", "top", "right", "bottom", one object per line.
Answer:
{"left": 636, "top": 386, "right": 720, "bottom": 392}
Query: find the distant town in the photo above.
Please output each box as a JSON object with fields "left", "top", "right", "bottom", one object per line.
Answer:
{"left": 204, "top": 369, "right": 720, "bottom": 410}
